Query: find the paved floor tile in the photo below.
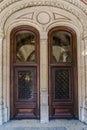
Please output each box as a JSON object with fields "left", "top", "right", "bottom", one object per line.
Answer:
{"left": 0, "top": 119, "right": 87, "bottom": 130}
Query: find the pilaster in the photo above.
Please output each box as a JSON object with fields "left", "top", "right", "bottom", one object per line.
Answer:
{"left": 84, "top": 37, "right": 87, "bottom": 104}
{"left": 0, "top": 29, "right": 4, "bottom": 125}
{"left": 81, "top": 36, "right": 87, "bottom": 123}
{"left": 79, "top": 39, "right": 85, "bottom": 121}
{"left": 2, "top": 38, "right": 8, "bottom": 123}
{"left": 40, "top": 32, "right": 49, "bottom": 123}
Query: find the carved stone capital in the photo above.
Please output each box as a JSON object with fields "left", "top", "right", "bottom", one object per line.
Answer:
{"left": 40, "top": 32, "right": 47, "bottom": 41}
{"left": 82, "top": 31, "right": 87, "bottom": 40}
{"left": 0, "top": 27, "right": 4, "bottom": 39}
{"left": 82, "top": 36, "right": 87, "bottom": 41}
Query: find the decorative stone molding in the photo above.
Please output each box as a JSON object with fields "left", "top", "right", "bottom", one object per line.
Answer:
{"left": 80, "top": 0, "right": 87, "bottom": 5}
{"left": 53, "top": 13, "right": 71, "bottom": 21}
{"left": 82, "top": 31, "right": 87, "bottom": 40}
{"left": 83, "top": 36, "right": 87, "bottom": 41}
{"left": 16, "top": 12, "right": 34, "bottom": 20}
{"left": 0, "top": 0, "right": 87, "bottom": 124}
{"left": 40, "top": 32, "right": 48, "bottom": 41}
{"left": 0, "top": 0, "right": 21, "bottom": 12}
{"left": 0, "top": 28, "right": 4, "bottom": 39}
{"left": 65, "top": 0, "right": 87, "bottom": 13}
{"left": 0, "top": 0, "right": 87, "bottom": 32}
{"left": 37, "top": 11, "right": 51, "bottom": 25}
{"left": 0, "top": 0, "right": 87, "bottom": 15}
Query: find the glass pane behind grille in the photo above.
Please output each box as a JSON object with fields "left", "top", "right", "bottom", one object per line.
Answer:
{"left": 55, "top": 70, "right": 69, "bottom": 99}
{"left": 18, "top": 71, "right": 33, "bottom": 100}
{"left": 16, "top": 31, "right": 36, "bottom": 62}
{"left": 52, "top": 31, "right": 72, "bottom": 63}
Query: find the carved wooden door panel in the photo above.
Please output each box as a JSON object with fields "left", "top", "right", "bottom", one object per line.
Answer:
{"left": 10, "top": 26, "right": 40, "bottom": 119}
{"left": 48, "top": 27, "right": 78, "bottom": 118}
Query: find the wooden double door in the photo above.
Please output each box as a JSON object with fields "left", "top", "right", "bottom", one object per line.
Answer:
{"left": 10, "top": 26, "right": 78, "bottom": 119}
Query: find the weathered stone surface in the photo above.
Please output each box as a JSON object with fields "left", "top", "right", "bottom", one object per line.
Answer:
{"left": 0, "top": 127, "right": 67, "bottom": 130}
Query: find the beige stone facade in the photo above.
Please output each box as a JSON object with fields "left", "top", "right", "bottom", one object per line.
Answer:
{"left": 0, "top": 0, "right": 87, "bottom": 125}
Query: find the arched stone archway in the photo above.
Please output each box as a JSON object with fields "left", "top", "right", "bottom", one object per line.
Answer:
{"left": 0, "top": 0, "right": 87, "bottom": 124}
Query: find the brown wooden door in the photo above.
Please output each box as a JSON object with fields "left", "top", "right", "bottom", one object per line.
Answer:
{"left": 48, "top": 27, "right": 78, "bottom": 119}
{"left": 10, "top": 26, "right": 40, "bottom": 119}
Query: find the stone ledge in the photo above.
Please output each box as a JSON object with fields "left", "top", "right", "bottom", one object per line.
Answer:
{"left": 0, "top": 127, "right": 67, "bottom": 130}
{"left": 83, "top": 128, "right": 87, "bottom": 130}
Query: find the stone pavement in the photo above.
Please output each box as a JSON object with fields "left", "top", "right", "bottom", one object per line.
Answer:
{"left": 0, "top": 119, "right": 87, "bottom": 130}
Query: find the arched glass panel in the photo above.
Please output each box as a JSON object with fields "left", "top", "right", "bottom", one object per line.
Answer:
{"left": 16, "top": 31, "right": 36, "bottom": 62}
{"left": 52, "top": 31, "right": 72, "bottom": 63}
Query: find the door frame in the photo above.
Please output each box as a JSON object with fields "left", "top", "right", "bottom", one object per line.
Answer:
{"left": 10, "top": 25, "right": 40, "bottom": 119}
{"left": 48, "top": 26, "right": 78, "bottom": 119}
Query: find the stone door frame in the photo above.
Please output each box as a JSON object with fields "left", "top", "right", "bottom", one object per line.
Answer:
{"left": 0, "top": 1, "right": 87, "bottom": 124}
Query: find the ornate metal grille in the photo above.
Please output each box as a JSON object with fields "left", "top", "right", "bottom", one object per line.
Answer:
{"left": 18, "top": 71, "right": 33, "bottom": 100}
{"left": 55, "top": 70, "right": 69, "bottom": 99}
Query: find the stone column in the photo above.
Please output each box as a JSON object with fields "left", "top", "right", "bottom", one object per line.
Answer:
{"left": 40, "top": 32, "right": 49, "bottom": 123}
{"left": 84, "top": 37, "right": 87, "bottom": 104}
{"left": 79, "top": 39, "right": 85, "bottom": 121}
{"left": 83, "top": 37, "right": 87, "bottom": 123}
{"left": 0, "top": 30, "right": 4, "bottom": 125}
{"left": 3, "top": 38, "right": 8, "bottom": 123}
